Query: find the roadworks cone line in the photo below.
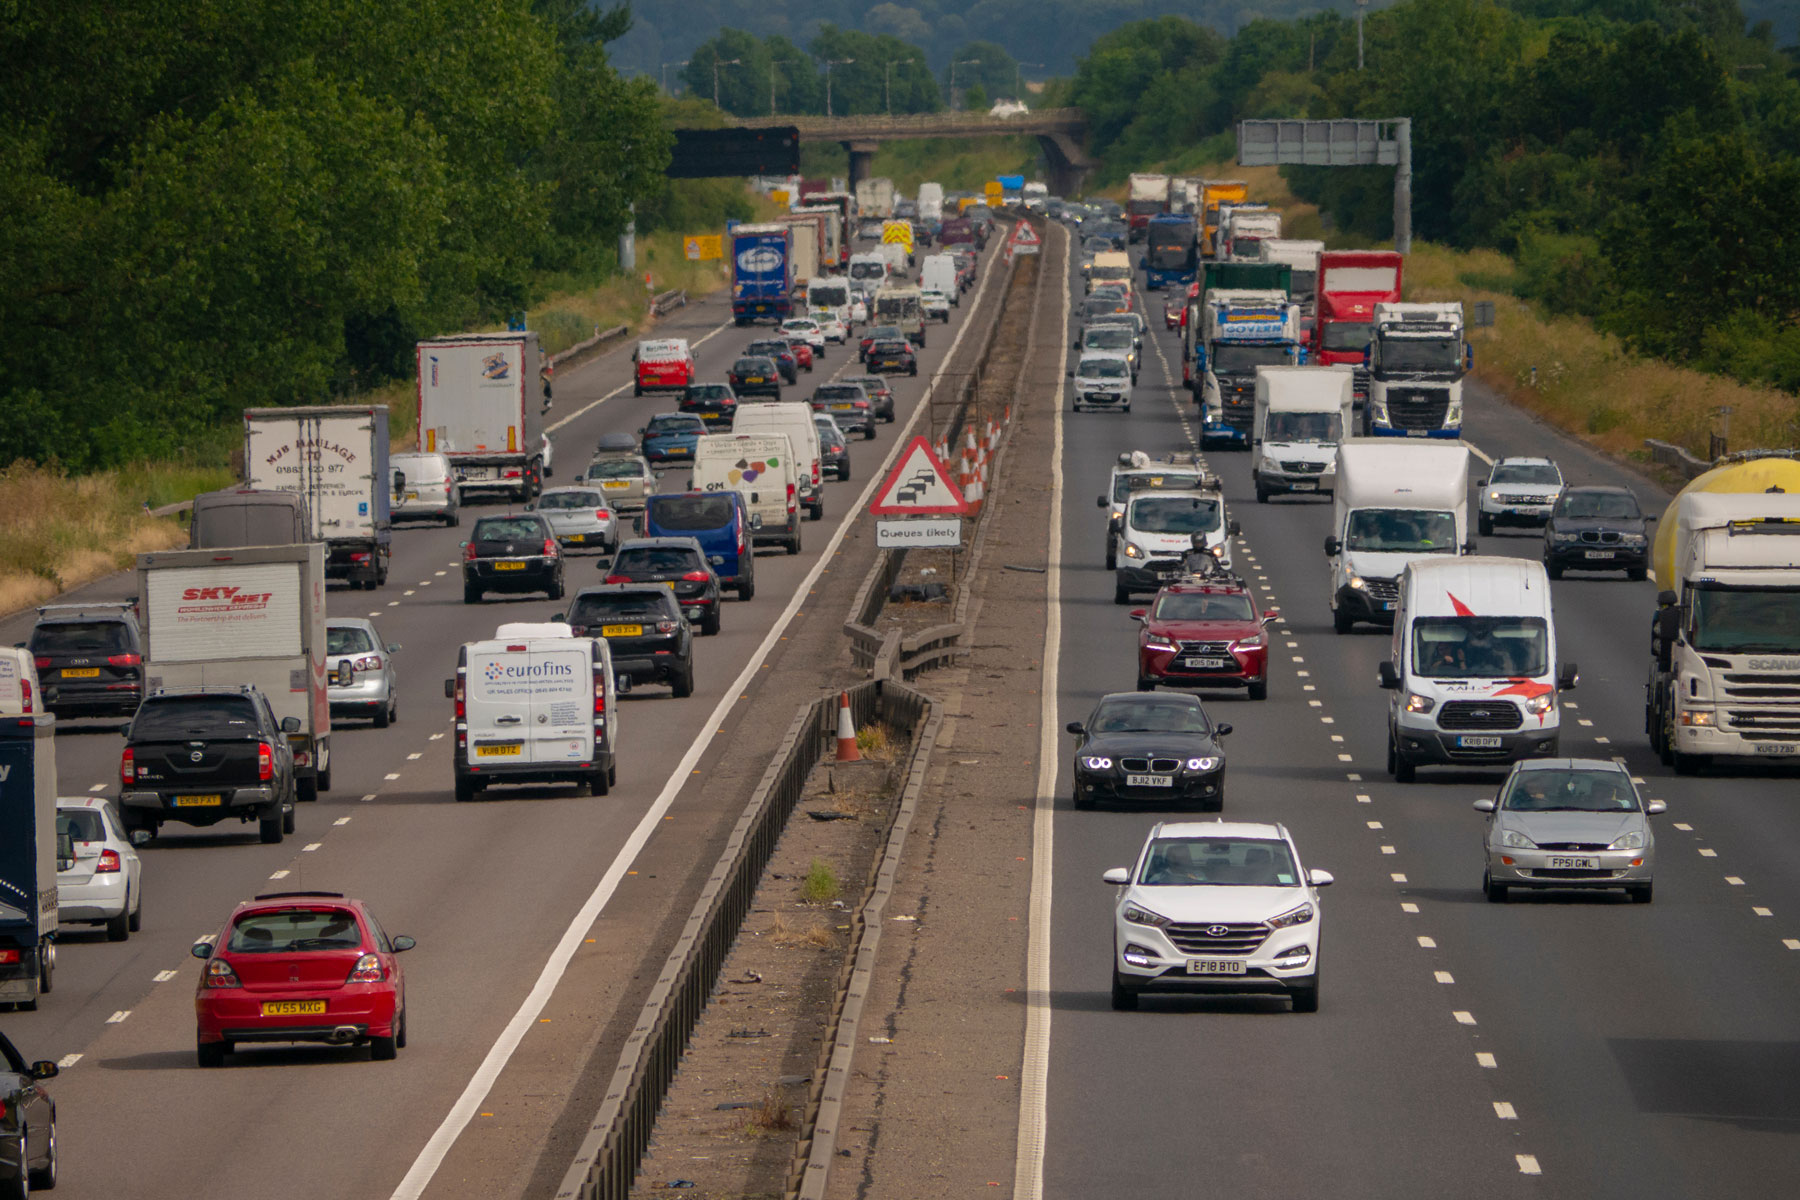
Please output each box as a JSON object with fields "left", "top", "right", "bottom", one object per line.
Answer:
{"left": 835, "top": 691, "right": 861, "bottom": 761}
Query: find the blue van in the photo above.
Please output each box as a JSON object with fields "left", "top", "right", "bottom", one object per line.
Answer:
{"left": 643, "top": 491, "right": 756, "bottom": 600}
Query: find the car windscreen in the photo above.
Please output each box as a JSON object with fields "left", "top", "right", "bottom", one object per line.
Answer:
{"left": 1129, "top": 495, "right": 1222, "bottom": 535}
{"left": 686, "top": 385, "right": 732, "bottom": 401}
{"left": 228, "top": 909, "right": 362, "bottom": 953}
{"left": 646, "top": 416, "right": 702, "bottom": 435}
{"left": 1264, "top": 411, "right": 1342, "bottom": 442}
{"left": 1344, "top": 508, "right": 1457, "bottom": 553}
{"left": 1555, "top": 492, "right": 1640, "bottom": 519}
{"left": 326, "top": 626, "right": 375, "bottom": 656}
{"left": 1114, "top": 473, "right": 1201, "bottom": 502}
{"left": 1081, "top": 358, "right": 1130, "bottom": 379}
{"left": 1502, "top": 770, "right": 1640, "bottom": 812}
{"left": 1492, "top": 463, "right": 1562, "bottom": 486}
{"left": 31, "top": 620, "right": 131, "bottom": 654}
{"left": 131, "top": 695, "right": 260, "bottom": 739}
{"left": 1084, "top": 328, "right": 1133, "bottom": 351}
{"left": 1413, "top": 616, "right": 1549, "bottom": 678}
{"left": 1138, "top": 837, "right": 1298, "bottom": 887}
{"left": 650, "top": 496, "right": 735, "bottom": 532}
{"left": 569, "top": 592, "right": 672, "bottom": 624}
{"left": 615, "top": 547, "right": 701, "bottom": 573}
{"left": 1088, "top": 697, "right": 1210, "bottom": 734}
{"left": 392, "top": 457, "right": 448, "bottom": 483}
{"left": 474, "top": 519, "right": 545, "bottom": 542}
{"left": 746, "top": 343, "right": 788, "bottom": 357}
{"left": 585, "top": 458, "right": 642, "bottom": 480}
{"left": 57, "top": 810, "right": 105, "bottom": 843}
{"left": 1153, "top": 592, "right": 1255, "bottom": 622}
{"left": 536, "top": 491, "right": 605, "bottom": 511}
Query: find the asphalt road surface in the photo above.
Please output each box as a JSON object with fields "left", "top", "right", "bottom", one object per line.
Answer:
{"left": 1031, "top": 244, "right": 1800, "bottom": 1199}
{"left": 0, "top": 239, "right": 1006, "bottom": 1199}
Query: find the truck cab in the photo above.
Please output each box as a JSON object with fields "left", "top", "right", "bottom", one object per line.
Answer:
{"left": 1251, "top": 365, "right": 1353, "bottom": 502}
{"left": 1198, "top": 291, "right": 1304, "bottom": 450}
{"left": 1314, "top": 252, "right": 1404, "bottom": 409}
{"left": 1365, "top": 302, "right": 1471, "bottom": 438}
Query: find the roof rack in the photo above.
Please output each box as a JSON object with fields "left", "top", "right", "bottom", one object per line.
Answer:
{"left": 252, "top": 891, "right": 347, "bottom": 902}
{"left": 36, "top": 600, "right": 138, "bottom": 616}
{"left": 147, "top": 684, "right": 259, "bottom": 697}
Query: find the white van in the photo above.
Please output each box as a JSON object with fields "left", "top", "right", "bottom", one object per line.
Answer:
{"left": 920, "top": 254, "right": 959, "bottom": 305}
{"left": 731, "top": 402, "right": 825, "bottom": 521}
{"left": 848, "top": 252, "right": 889, "bottom": 298}
{"left": 1380, "top": 556, "right": 1575, "bottom": 782}
{"left": 389, "top": 451, "right": 460, "bottom": 525}
{"left": 808, "top": 278, "right": 855, "bottom": 328}
{"left": 692, "top": 433, "right": 803, "bottom": 555}
{"left": 447, "top": 623, "right": 621, "bottom": 802}
{"left": 1251, "top": 365, "right": 1353, "bottom": 502}
{"left": 1325, "top": 439, "right": 1474, "bottom": 633}
{"left": 0, "top": 649, "right": 43, "bottom": 716}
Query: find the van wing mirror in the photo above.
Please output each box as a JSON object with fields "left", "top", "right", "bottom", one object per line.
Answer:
{"left": 1377, "top": 662, "right": 1401, "bottom": 690}
{"left": 280, "top": 715, "right": 302, "bottom": 733}
{"left": 1557, "top": 662, "right": 1579, "bottom": 691}
{"left": 1323, "top": 535, "right": 1342, "bottom": 557}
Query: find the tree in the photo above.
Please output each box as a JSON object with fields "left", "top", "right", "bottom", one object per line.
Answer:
{"left": 809, "top": 24, "right": 940, "bottom": 114}
{"left": 947, "top": 41, "right": 1019, "bottom": 104}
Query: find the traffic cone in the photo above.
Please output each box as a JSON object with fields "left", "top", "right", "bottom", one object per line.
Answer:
{"left": 965, "top": 470, "right": 984, "bottom": 514}
{"left": 835, "top": 691, "right": 861, "bottom": 761}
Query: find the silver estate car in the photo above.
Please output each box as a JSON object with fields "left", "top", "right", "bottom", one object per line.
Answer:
{"left": 326, "top": 618, "right": 400, "bottom": 727}
{"left": 531, "top": 486, "right": 619, "bottom": 554}
{"left": 1476, "top": 759, "right": 1664, "bottom": 903}
{"left": 56, "top": 798, "right": 143, "bottom": 940}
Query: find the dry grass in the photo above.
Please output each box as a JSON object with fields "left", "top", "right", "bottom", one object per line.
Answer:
{"left": 731, "top": 1090, "right": 798, "bottom": 1138}
{"left": 854, "top": 724, "right": 895, "bottom": 761}
{"left": 767, "top": 911, "right": 835, "bottom": 948}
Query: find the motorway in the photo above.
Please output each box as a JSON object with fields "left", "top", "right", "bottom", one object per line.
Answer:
{"left": 1029, "top": 242, "right": 1800, "bottom": 1198}
{"left": 0, "top": 238, "right": 1006, "bottom": 1198}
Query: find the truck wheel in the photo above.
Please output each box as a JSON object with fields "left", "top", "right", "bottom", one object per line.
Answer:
{"left": 297, "top": 775, "right": 319, "bottom": 802}
{"left": 260, "top": 812, "right": 285, "bottom": 844}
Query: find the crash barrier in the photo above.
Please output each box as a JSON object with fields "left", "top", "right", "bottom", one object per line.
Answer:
{"left": 650, "top": 288, "right": 688, "bottom": 316}
{"left": 554, "top": 678, "right": 929, "bottom": 1200}
{"left": 549, "top": 322, "right": 632, "bottom": 374}
{"left": 1644, "top": 438, "right": 1713, "bottom": 481}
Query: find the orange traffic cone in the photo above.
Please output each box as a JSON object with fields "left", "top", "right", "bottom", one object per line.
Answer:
{"left": 835, "top": 691, "right": 861, "bottom": 761}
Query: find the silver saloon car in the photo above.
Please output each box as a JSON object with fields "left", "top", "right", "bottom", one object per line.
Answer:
{"left": 56, "top": 798, "right": 143, "bottom": 940}
{"left": 326, "top": 618, "right": 400, "bottom": 727}
{"left": 1476, "top": 759, "right": 1664, "bottom": 903}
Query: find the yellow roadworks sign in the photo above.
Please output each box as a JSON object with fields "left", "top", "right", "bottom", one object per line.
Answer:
{"left": 684, "top": 235, "right": 722, "bottom": 261}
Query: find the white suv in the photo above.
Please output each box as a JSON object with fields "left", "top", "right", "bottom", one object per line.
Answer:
{"left": 1104, "top": 820, "right": 1332, "bottom": 1012}
{"left": 1477, "top": 456, "right": 1563, "bottom": 536}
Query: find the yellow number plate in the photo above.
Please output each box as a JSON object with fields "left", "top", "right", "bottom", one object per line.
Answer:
{"left": 475, "top": 743, "right": 521, "bottom": 757}
{"left": 261, "top": 1000, "right": 327, "bottom": 1016}
{"left": 62, "top": 667, "right": 101, "bottom": 678}
{"left": 602, "top": 481, "right": 629, "bottom": 490}
{"left": 493, "top": 561, "right": 526, "bottom": 571}
{"left": 175, "top": 794, "right": 223, "bottom": 807}
{"left": 601, "top": 624, "right": 643, "bottom": 637}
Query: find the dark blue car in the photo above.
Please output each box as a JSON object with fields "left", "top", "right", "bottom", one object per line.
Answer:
{"left": 644, "top": 490, "right": 756, "bottom": 600}
{"left": 639, "top": 412, "right": 707, "bottom": 466}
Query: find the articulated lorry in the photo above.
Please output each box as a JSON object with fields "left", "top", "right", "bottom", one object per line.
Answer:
{"left": 1127, "top": 173, "right": 1171, "bottom": 242}
{"left": 855, "top": 177, "right": 896, "bottom": 219}
{"left": 1648, "top": 472, "right": 1800, "bottom": 774}
{"left": 730, "top": 223, "right": 797, "bottom": 325}
{"left": 1215, "top": 203, "right": 1278, "bottom": 260}
{"left": 1364, "top": 302, "right": 1471, "bottom": 438}
{"left": 1257, "top": 239, "right": 1325, "bottom": 320}
{"left": 243, "top": 406, "right": 392, "bottom": 589}
{"left": 1315, "top": 251, "right": 1404, "bottom": 408}
{"left": 775, "top": 211, "right": 825, "bottom": 287}
{"left": 0, "top": 711, "right": 57, "bottom": 1010}
{"left": 1142, "top": 213, "right": 1199, "bottom": 290}
{"left": 796, "top": 205, "right": 845, "bottom": 273}
{"left": 1197, "top": 292, "right": 1305, "bottom": 450}
{"left": 417, "top": 331, "right": 547, "bottom": 503}
{"left": 1200, "top": 180, "right": 1249, "bottom": 259}
{"left": 1180, "top": 262, "right": 1293, "bottom": 394}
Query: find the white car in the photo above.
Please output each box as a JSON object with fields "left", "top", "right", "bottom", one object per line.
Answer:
{"left": 850, "top": 296, "right": 869, "bottom": 324}
{"left": 920, "top": 289, "right": 952, "bottom": 322}
{"left": 56, "top": 798, "right": 143, "bottom": 941}
{"left": 1070, "top": 352, "right": 1135, "bottom": 415}
{"left": 1104, "top": 820, "right": 1331, "bottom": 1012}
{"left": 781, "top": 317, "right": 828, "bottom": 354}
{"left": 809, "top": 309, "right": 849, "bottom": 344}
{"left": 1478, "top": 456, "right": 1564, "bottom": 536}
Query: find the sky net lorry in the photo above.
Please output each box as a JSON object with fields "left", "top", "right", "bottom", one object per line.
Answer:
{"left": 1365, "top": 302, "right": 1471, "bottom": 438}
{"left": 1648, "top": 481, "right": 1800, "bottom": 774}
{"left": 1324, "top": 439, "right": 1474, "bottom": 634}
{"left": 242, "top": 405, "right": 392, "bottom": 590}
{"left": 417, "top": 331, "right": 547, "bottom": 503}
{"left": 1315, "top": 251, "right": 1403, "bottom": 408}
{"left": 731, "top": 223, "right": 796, "bottom": 325}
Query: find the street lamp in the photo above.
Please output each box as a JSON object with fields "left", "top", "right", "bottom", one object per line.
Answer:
{"left": 768, "top": 59, "right": 796, "bottom": 116}
{"left": 882, "top": 61, "right": 898, "bottom": 116}
{"left": 661, "top": 60, "right": 689, "bottom": 95}
{"left": 950, "top": 58, "right": 981, "bottom": 111}
{"left": 712, "top": 57, "right": 741, "bottom": 110}
{"left": 1356, "top": 0, "right": 1368, "bottom": 70}
{"left": 1014, "top": 61, "right": 1044, "bottom": 102}
{"left": 824, "top": 58, "right": 854, "bottom": 117}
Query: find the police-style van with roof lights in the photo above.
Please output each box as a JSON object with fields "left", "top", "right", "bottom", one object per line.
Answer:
{"left": 1379, "top": 556, "right": 1576, "bottom": 782}
{"left": 446, "top": 624, "right": 622, "bottom": 803}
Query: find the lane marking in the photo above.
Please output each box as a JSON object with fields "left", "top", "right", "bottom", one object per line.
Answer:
{"left": 1381, "top": 845, "right": 1397, "bottom": 855}
{"left": 1417, "top": 936, "right": 1436, "bottom": 948}
{"left": 270, "top": 870, "right": 289, "bottom": 880}
{"left": 1494, "top": 1102, "right": 1517, "bottom": 1120}
{"left": 385, "top": 773, "right": 401, "bottom": 781}
{"left": 1401, "top": 902, "right": 1419, "bottom": 913}
{"left": 1476, "top": 1052, "right": 1497, "bottom": 1068}
{"left": 1754, "top": 907, "right": 1773, "bottom": 917}
{"left": 303, "top": 843, "right": 322, "bottom": 852}
{"left": 154, "top": 970, "right": 177, "bottom": 983}
{"left": 57, "top": 1053, "right": 82, "bottom": 1069}
{"left": 334, "top": 816, "right": 352, "bottom": 826}
{"left": 1454, "top": 1011, "right": 1477, "bottom": 1025}
{"left": 1699, "top": 848, "right": 1717, "bottom": 858}
{"left": 1435, "top": 971, "right": 1455, "bottom": 984}
{"left": 408, "top": 752, "right": 423, "bottom": 760}
{"left": 88, "top": 783, "right": 106, "bottom": 793}
{"left": 1367, "top": 821, "right": 1384, "bottom": 829}
{"left": 1673, "top": 822, "right": 1692, "bottom": 831}
{"left": 107, "top": 1010, "right": 130, "bottom": 1023}
{"left": 398, "top": 229, "right": 1018, "bottom": 1200}
{"left": 1785, "top": 939, "right": 1800, "bottom": 950}
{"left": 1391, "top": 873, "right": 1408, "bottom": 883}
{"left": 1517, "top": 1155, "right": 1542, "bottom": 1176}
{"left": 1726, "top": 876, "right": 1746, "bottom": 886}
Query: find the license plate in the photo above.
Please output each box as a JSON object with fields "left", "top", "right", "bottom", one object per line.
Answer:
{"left": 1458, "top": 735, "right": 1503, "bottom": 748}
{"left": 1187, "top": 959, "right": 1246, "bottom": 975}
{"left": 745, "top": 376, "right": 765, "bottom": 384}
{"left": 565, "top": 533, "right": 586, "bottom": 543}
{"left": 668, "top": 447, "right": 689, "bottom": 455}
{"left": 475, "top": 743, "right": 521, "bottom": 757}
{"left": 831, "top": 403, "right": 856, "bottom": 411}
{"left": 1125, "top": 774, "right": 1173, "bottom": 787}
{"left": 493, "top": 561, "right": 526, "bottom": 571}
{"left": 261, "top": 1000, "right": 327, "bottom": 1016}
{"left": 62, "top": 667, "right": 101, "bottom": 678}
{"left": 1584, "top": 550, "right": 1615, "bottom": 559}
{"left": 1755, "top": 743, "right": 1800, "bottom": 755}
{"left": 1291, "top": 481, "right": 1318, "bottom": 491}
{"left": 1547, "top": 856, "right": 1600, "bottom": 870}
{"left": 601, "top": 624, "right": 643, "bottom": 637}
{"left": 405, "top": 491, "right": 420, "bottom": 501}
{"left": 175, "top": 794, "right": 223, "bottom": 807}
{"left": 1181, "top": 657, "right": 1230, "bottom": 669}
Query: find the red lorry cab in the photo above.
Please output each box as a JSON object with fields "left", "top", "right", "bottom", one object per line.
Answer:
{"left": 1313, "top": 251, "right": 1403, "bottom": 403}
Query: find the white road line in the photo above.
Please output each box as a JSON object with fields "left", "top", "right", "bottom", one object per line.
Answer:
{"left": 1699, "top": 848, "right": 1718, "bottom": 857}
{"left": 1517, "top": 1155, "right": 1542, "bottom": 1175}
{"left": 1477, "top": 1052, "right": 1497, "bottom": 1068}
{"left": 1401, "top": 902, "right": 1419, "bottom": 913}
{"left": 1594, "top": 735, "right": 1610, "bottom": 745}
{"left": 1391, "top": 873, "right": 1409, "bottom": 883}
{"left": 1345, "top": 772, "right": 1362, "bottom": 781}
{"left": 407, "top": 752, "right": 423, "bottom": 760}
{"left": 154, "top": 970, "right": 177, "bottom": 983}
{"left": 1013, "top": 219, "right": 1068, "bottom": 1200}
{"left": 1417, "top": 936, "right": 1435, "bottom": 948}
{"left": 302, "top": 843, "right": 322, "bottom": 852}
{"left": 334, "top": 816, "right": 352, "bottom": 826}
{"left": 1494, "top": 1102, "right": 1518, "bottom": 1119}
{"left": 1467, "top": 441, "right": 1495, "bottom": 467}
{"left": 1319, "top": 715, "right": 1333, "bottom": 723}
{"left": 1754, "top": 907, "right": 1773, "bottom": 916}
{"left": 362, "top": 793, "right": 377, "bottom": 802}
{"left": 1368, "top": 821, "right": 1384, "bottom": 829}
{"left": 1357, "top": 794, "right": 1372, "bottom": 803}
{"left": 1434, "top": 970, "right": 1455, "bottom": 984}
{"left": 1673, "top": 822, "right": 1693, "bottom": 831}
{"left": 1330, "top": 734, "right": 1345, "bottom": 743}
{"left": 1381, "top": 845, "right": 1397, "bottom": 855}
{"left": 397, "top": 226, "right": 1019, "bottom": 1200}
{"left": 1337, "top": 753, "right": 1353, "bottom": 761}
{"left": 1454, "top": 1011, "right": 1477, "bottom": 1025}
{"left": 385, "top": 773, "right": 401, "bottom": 781}
{"left": 1726, "top": 876, "right": 1746, "bottom": 886}
{"left": 429, "top": 733, "right": 445, "bottom": 741}
{"left": 269, "top": 869, "right": 289, "bottom": 880}
{"left": 1785, "top": 939, "right": 1800, "bottom": 950}
{"left": 88, "top": 783, "right": 107, "bottom": 793}
{"left": 106, "top": 1010, "right": 130, "bottom": 1023}
{"left": 57, "top": 1053, "right": 82, "bottom": 1069}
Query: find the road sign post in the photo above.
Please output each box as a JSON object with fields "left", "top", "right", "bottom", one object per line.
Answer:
{"left": 1236, "top": 118, "right": 1412, "bottom": 253}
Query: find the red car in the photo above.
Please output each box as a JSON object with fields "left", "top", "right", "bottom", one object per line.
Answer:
{"left": 782, "top": 337, "right": 815, "bottom": 371}
{"left": 191, "top": 891, "right": 414, "bottom": 1067}
{"left": 1131, "top": 582, "right": 1276, "bottom": 699}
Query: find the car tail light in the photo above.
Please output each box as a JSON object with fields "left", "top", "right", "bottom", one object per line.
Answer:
{"left": 595, "top": 510, "right": 609, "bottom": 521}
{"left": 33, "top": 656, "right": 50, "bottom": 670}
{"left": 204, "top": 958, "right": 242, "bottom": 989}
{"left": 593, "top": 677, "right": 606, "bottom": 715}
{"left": 681, "top": 570, "right": 710, "bottom": 582}
{"left": 97, "top": 849, "right": 122, "bottom": 873}
{"left": 0, "top": 949, "right": 19, "bottom": 964}
{"left": 120, "top": 747, "right": 135, "bottom": 787}
{"left": 20, "top": 678, "right": 31, "bottom": 714}
{"left": 108, "top": 653, "right": 141, "bottom": 667}
{"left": 655, "top": 619, "right": 681, "bottom": 634}
{"left": 543, "top": 538, "right": 559, "bottom": 557}
{"left": 257, "top": 741, "right": 274, "bottom": 782}
{"left": 350, "top": 552, "right": 371, "bottom": 564}
{"left": 605, "top": 574, "right": 629, "bottom": 584}
{"left": 347, "top": 952, "right": 386, "bottom": 984}
{"left": 355, "top": 655, "right": 383, "bottom": 671}
{"left": 463, "top": 542, "right": 478, "bottom": 561}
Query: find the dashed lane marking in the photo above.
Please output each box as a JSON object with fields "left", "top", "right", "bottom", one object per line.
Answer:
{"left": 1402, "top": 902, "right": 1420, "bottom": 913}
{"left": 154, "top": 970, "right": 177, "bottom": 983}
{"left": 1417, "top": 936, "right": 1435, "bottom": 948}
{"left": 1699, "top": 848, "right": 1718, "bottom": 857}
{"left": 57, "top": 1053, "right": 82, "bottom": 1069}
{"left": 1517, "top": 1155, "right": 1542, "bottom": 1176}
{"left": 1392, "top": 873, "right": 1409, "bottom": 883}
{"left": 303, "top": 843, "right": 322, "bottom": 852}
{"left": 1454, "top": 1011, "right": 1477, "bottom": 1025}
{"left": 1477, "top": 1052, "right": 1497, "bottom": 1068}
{"left": 107, "top": 1010, "right": 130, "bottom": 1023}
{"left": 1494, "top": 1102, "right": 1517, "bottom": 1119}
{"left": 1754, "top": 907, "right": 1773, "bottom": 917}
{"left": 334, "top": 816, "right": 352, "bottom": 826}
{"left": 270, "top": 870, "right": 289, "bottom": 880}
{"left": 1726, "top": 876, "right": 1746, "bottom": 886}
{"left": 1435, "top": 970, "right": 1455, "bottom": 984}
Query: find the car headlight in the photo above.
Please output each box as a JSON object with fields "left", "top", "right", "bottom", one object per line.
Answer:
{"left": 1680, "top": 709, "right": 1715, "bottom": 726}
{"left": 1500, "top": 829, "right": 1538, "bottom": 849}
{"left": 1186, "top": 756, "right": 1220, "bottom": 771}
{"left": 1523, "top": 693, "right": 1553, "bottom": 716}
{"left": 1404, "top": 692, "right": 1436, "bottom": 714}
{"left": 1622, "top": 533, "right": 1647, "bottom": 544}
{"left": 1552, "top": 530, "right": 1581, "bottom": 543}
{"left": 1267, "top": 903, "right": 1315, "bottom": 929}
{"left": 1346, "top": 574, "right": 1367, "bottom": 590}
{"left": 1122, "top": 904, "right": 1170, "bottom": 927}
{"left": 1610, "top": 831, "right": 1646, "bottom": 850}
{"left": 1081, "top": 755, "right": 1113, "bottom": 770}
{"left": 1110, "top": 508, "right": 1124, "bottom": 522}
{"left": 1488, "top": 491, "right": 1502, "bottom": 501}
{"left": 1145, "top": 638, "right": 1179, "bottom": 653}
{"left": 1234, "top": 635, "right": 1264, "bottom": 649}
{"left": 1123, "top": 542, "right": 1144, "bottom": 560}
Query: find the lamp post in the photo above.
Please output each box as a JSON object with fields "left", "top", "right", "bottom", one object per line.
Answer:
{"left": 769, "top": 59, "right": 796, "bottom": 116}
{"left": 882, "top": 61, "right": 897, "bottom": 115}
{"left": 950, "top": 58, "right": 981, "bottom": 111}
{"left": 824, "top": 58, "right": 854, "bottom": 117}
{"left": 1014, "top": 61, "right": 1044, "bottom": 102}
{"left": 661, "top": 60, "right": 689, "bottom": 95}
{"left": 712, "top": 57, "right": 741, "bottom": 110}
{"left": 1356, "top": 0, "right": 1368, "bottom": 70}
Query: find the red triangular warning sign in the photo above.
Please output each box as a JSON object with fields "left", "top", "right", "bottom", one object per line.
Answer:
{"left": 1010, "top": 222, "right": 1040, "bottom": 247}
{"left": 870, "top": 436, "right": 969, "bottom": 515}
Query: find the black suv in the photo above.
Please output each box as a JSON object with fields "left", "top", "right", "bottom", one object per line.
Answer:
{"left": 27, "top": 603, "right": 143, "bottom": 718}
{"left": 563, "top": 585, "right": 695, "bottom": 697}
{"left": 680, "top": 382, "right": 739, "bottom": 427}
{"left": 842, "top": 374, "right": 896, "bottom": 423}
{"left": 118, "top": 686, "right": 299, "bottom": 844}
{"left": 1543, "top": 486, "right": 1653, "bottom": 580}
{"left": 463, "top": 513, "right": 564, "bottom": 603}
{"left": 729, "top": 356, "right": 782, "bottom": 399}
{"left": 745, "top": 339, "right": 800, "bottom": 383}
{"left": 605, "top": 537, "right": 723, "bottom": 635}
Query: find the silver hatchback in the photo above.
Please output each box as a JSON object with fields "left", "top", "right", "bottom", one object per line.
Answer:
{"left": 1476, "top": 759, "right": 1664, "bottom": 903}
{"left": 56, "top": 798, "right": 143, "bottom": 940}
{"left": 531, "top": 486, "right": 619, "bottom": 554}
{"left": 326, "top": 618, "right": 400, "bottom": 727}
{"left": 390, "top": 451, "right": 460, "bottom": 526}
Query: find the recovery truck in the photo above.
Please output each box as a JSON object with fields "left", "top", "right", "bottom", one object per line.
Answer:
{"left": 1364, "top": 302, "right": 1471, "bottom": 438}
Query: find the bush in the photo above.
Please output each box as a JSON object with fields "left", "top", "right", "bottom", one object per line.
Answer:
{"left": 1513, "top": 232, "right": 1608, "bottom": 317}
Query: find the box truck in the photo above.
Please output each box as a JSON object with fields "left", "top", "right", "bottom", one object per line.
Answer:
{"left": 1324, "top": 439, "right": 1475, "bottom": 633}
{"left": 417, "top": 331, "right": 547, "bottom": 502}
{"left": 243, "top": 405, "right": 392, "bottom": 589}
{"left": 731, "top": 223, "right": 796, "bottom": 325}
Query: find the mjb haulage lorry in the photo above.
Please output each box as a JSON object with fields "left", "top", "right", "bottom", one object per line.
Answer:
{"left": 243, "top": 405, "right": 392, "bottom": 589}
{"left": 0, "top": 710, "right": 57, "bottom": 1010}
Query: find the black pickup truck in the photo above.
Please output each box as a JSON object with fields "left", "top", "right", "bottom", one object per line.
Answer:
{"left": 117, "top": 686, "right": 299, "bottom": 845}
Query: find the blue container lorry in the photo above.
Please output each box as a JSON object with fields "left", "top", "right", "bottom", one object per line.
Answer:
{"left": 0, "top": 712, "right": 58, "bottom": 1010}
{"left": 731, "top": 224, "right": 796, "bottom": 326}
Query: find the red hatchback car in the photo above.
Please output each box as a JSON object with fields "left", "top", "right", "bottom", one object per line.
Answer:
{"left": 1131, "top": 582, "right": 1276, "bottom": 699}
{"left": 191, "top": 891, "right": 414, "bottom": 1067}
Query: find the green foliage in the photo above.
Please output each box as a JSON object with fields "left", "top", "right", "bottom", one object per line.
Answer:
{"left": 681, "top": 25, "right": 938, "bottom": 117}
{"left": 801, "top": 858, "right": 841, "bottom": 905}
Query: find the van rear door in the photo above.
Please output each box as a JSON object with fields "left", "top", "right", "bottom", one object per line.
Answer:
{"left": 466, "top": 641, "right": 594, "bottom": 767}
